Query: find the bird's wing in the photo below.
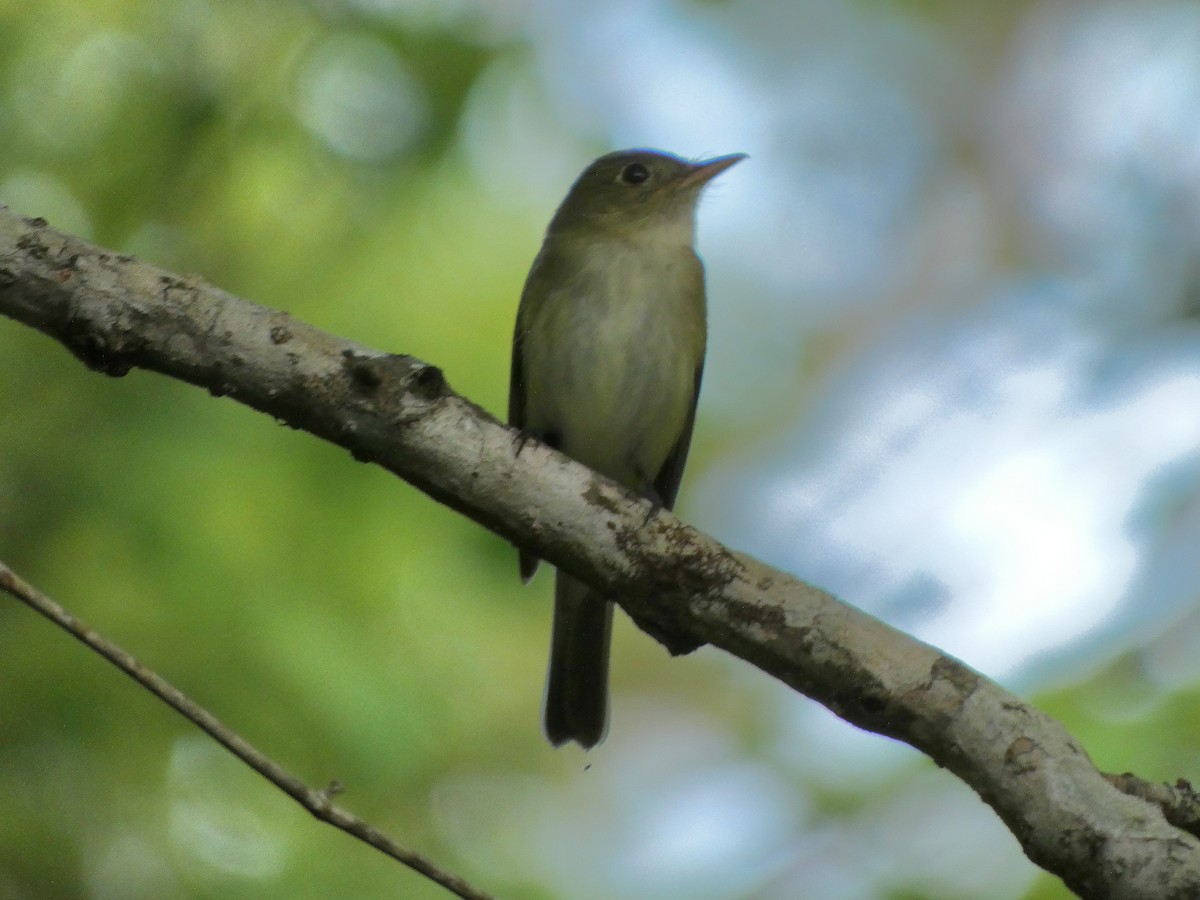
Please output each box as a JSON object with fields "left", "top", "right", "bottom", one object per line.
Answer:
{"left": 508, "top": 324, "right": 525, "bottom": 429}
{"left": 510, "top": 250, "right": 546, "bottom": 583}
{"left": 653, "top": 361, "right": 704, "bottom": 510}
{"left": 654, "top": 254, "right": 707, "bottom": 510}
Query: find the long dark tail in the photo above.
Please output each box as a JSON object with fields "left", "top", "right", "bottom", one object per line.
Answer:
{"left": 543, "top": 573, "right": 613, "bottom": 749}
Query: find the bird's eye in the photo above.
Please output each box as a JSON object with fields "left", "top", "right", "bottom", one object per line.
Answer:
{"left": 620, "top": 163, "right": 650, "bottom": 185}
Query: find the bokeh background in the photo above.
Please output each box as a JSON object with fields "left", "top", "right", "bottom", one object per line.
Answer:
{"left": 3, "top": 0, "right": 1200, "bottom": 897}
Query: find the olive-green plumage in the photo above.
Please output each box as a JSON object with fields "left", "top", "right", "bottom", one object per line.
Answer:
{"left": 509, "top": 148, "right": 744, "bottom": 749}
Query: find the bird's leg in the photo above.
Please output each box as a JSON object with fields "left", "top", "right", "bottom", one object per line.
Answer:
{"left": 638, "top": 479, "right": 666, "bottom": 526}
{"left": 513, "top": 428, "right": 560, "bottom": 457}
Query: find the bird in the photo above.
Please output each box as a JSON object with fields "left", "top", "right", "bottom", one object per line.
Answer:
{"left": 509, "top": 147, "right": 745, "bottom": 748}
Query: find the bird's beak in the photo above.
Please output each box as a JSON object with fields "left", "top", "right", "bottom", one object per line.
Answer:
{"left": 682, "top": 153, "right": 748, "bottom": 187}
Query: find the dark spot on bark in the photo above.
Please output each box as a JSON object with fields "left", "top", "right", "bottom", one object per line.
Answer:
{"left": 1005, "top": 736, "right": 1039, "bottom": 775}
{"left": 26, "top": 216, "right": 47, "bottom": 228}
{"left": 338, "top": 420, "right": 370, "bottom": 461}
{"left": 99, "top": 357, "right": 132, "bottom": 378}
{"left": 583, "top": 478, "right": 625, "bottom": 516}
{"left": 17, "top": 232, "right": 48, "bottom": 259}
{"left": 722, "top": 595, "right": 787, "bottom": 635}
{"left": 269, "top": 325, "right": 292, "bottom": 345}
{"left": 896, "top": 655, "right": 981, "bottom": 734}
{"left": 859, "top": 693, "right": 886, "bottom": 715}
{"left": 60, "top": 320, "right": 132, "bottom": 377}
{"left": 411, "top": 364, "right": 446, "bottom": 398}
{"left": 342, "top": 350, "right": 383, "bottom": 391}
{"left": 930, "top": 656, "right": 981, "bottom": 699}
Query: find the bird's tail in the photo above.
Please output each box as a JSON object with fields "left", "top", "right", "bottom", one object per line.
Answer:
{"left": 543, "top": 573, "right": 613, "bottom": 749}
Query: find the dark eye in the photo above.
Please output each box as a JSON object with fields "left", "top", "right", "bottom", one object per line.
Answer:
{"left": 620, "top": 163, "right": 650, "bottom": 185}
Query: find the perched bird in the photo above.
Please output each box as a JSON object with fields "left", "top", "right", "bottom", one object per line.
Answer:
{"left": 509, "top": 148, "right": 745, "bottom": 748}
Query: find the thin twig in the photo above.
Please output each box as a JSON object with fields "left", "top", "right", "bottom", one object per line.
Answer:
{"left": 0, "top": 560, "right": 494, "bottom": 900}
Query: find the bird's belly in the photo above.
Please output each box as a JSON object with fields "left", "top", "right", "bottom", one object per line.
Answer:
{"left": 525, "top": 300, "right": 695, "bottom": 490}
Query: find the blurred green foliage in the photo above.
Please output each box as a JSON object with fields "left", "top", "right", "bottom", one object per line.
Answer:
{"left": 1, "top": 0, "right": 1191, "bottom": 898}
{"left": 0, "top": 1, "right": 564, "bottom": 897}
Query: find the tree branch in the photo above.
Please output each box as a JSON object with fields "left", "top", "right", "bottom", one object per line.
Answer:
{"left": 1105, "top": 773, "right": 1200, "bottom": 841}
{"left": 0, "top": 561, "right": 494, "bottom": 900}
{"left": 2, "top": 205, "right": 1197, "bottom": 898}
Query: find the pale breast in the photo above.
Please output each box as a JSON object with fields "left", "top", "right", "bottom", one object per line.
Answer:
{"left": 521, "top": 240, "right": 705, "bottom": 491}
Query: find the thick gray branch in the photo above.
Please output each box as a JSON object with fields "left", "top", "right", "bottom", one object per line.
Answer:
{"left": 1, "top": 205, "right": 1196, "bottom": 898}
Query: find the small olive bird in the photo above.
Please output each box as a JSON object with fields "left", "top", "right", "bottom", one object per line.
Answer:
{"left": 509, "top": 148, "right": 745, "bottom": 749}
